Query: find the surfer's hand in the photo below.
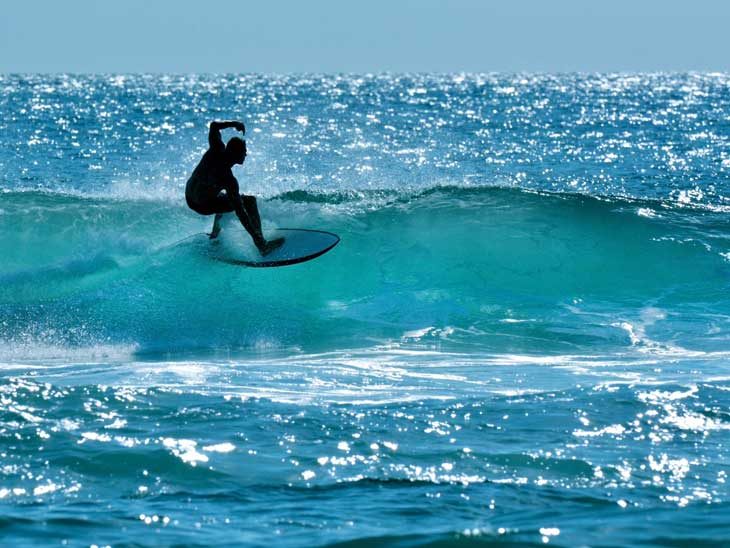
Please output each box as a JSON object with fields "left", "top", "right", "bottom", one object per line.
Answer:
{"left": 234, "top": 121, "right": 245, "bottom": 133}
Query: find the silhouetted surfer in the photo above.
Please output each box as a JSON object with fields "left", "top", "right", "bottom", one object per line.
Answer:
{"left": 185, "top": 120, "right": 284, "bottom": 255}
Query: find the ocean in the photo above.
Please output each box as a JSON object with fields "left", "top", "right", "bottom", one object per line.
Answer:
{"left": 1, "top": 73, "right": 729, "bottom": 546}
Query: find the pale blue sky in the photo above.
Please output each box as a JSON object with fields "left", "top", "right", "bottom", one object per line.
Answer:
{"left": 2, "top": 0, "right": 729, "bottom": 73}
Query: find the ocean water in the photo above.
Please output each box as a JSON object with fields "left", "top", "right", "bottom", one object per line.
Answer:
{"left": 1, "top": 73, "right": 730, "bottom": 546}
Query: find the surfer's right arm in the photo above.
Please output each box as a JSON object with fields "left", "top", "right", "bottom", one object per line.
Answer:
{"left": 209, "top": 120, "right": 246, "bottom": 149}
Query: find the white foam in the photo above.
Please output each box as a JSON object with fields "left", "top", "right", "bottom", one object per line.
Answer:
{"left": 0, "top": 341, "right": 139, "bottom": 365}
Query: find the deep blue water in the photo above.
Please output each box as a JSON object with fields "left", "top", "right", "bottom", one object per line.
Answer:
{"left": 1, "top": 73, "right": 729, "bottom": 546}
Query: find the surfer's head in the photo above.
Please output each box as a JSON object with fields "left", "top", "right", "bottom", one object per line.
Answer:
{"left": 226, "top": 137, "right": 246, "bottom": 165}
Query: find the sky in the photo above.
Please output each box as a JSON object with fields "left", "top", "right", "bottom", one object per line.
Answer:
{"left": 2, "top": 0, "right": 729, "bottom": 73}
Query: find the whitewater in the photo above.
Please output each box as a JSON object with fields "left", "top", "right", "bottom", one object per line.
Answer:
{"left": 1, "top": 73, "right": 729, "bottom": 546}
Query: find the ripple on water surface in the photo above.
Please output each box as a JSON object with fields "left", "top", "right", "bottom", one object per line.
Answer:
{"left": 1, "top": 73, "right": 730, "bottom": 545}
{"left": 1, "top": 351, "right": 729, "bottom": 546}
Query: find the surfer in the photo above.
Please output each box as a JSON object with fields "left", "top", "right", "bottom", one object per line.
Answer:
{"left": 185, "top": 120, "right": 284, "bottom": 255}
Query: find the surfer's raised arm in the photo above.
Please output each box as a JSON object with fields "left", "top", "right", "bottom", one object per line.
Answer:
{"left": 209, "top": 120, "right": 245, "bottom": 149}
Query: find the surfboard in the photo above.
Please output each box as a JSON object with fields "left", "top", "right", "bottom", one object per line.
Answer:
{"left": 209, "top": 228, "right": 340, "bottom": 267}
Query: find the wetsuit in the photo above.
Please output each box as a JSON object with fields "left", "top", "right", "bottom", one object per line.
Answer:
{"left": 185, "top": 130, "right": 240, "bottom": 215}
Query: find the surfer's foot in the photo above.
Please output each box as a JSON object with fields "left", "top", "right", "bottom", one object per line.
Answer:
{"left": 258, "top": 237, "right": 285, "bottom": 256}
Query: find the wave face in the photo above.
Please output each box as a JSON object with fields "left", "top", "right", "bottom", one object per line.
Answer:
{"left": 1, "top": 186, "right": 729, "bottom": 359}
{"left": 1, "top": 74, "right": 730, "bottom": 547}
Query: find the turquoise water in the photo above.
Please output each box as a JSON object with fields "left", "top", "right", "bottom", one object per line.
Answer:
{"left": 1, "top": 74, "right": 730, "bottom": 546}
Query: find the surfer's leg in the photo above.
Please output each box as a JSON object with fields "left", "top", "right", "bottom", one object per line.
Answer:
{"left": 241, "top": 195, "right": 264, "bottom": 239}
{"left": 209, "top": 213, "right": 224, "bottom": 239}
{"left": 241, "top": 195, "right": 285, "bottom": 256}
{"left": 222, "top": 193, "right": 265, "bottom": 249}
